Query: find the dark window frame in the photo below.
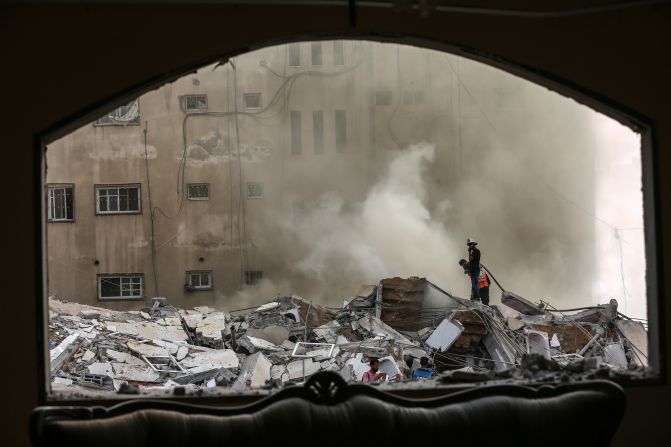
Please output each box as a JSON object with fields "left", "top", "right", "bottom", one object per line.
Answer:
{"left": 246, "top": 182, "right": 264, "bottom": 199}
{"left": 244, "top": 92, "right": 262, "bottom": 109}
{"left": 245, "top": 270, "right": 263, "bottom": 285}
{"left": 94, "top": 183, "right": 142, "bottom": 215}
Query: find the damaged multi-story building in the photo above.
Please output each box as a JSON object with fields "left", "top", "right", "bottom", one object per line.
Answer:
{"left": 44, "top": 41, "right": 601, "bottom": 310}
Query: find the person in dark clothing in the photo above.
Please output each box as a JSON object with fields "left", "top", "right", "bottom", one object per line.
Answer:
{"left": 467, "top": 238, "right": 481, "bottom": 300}
{"left": 459, "top": 258, "right": 491, "bottom": 305}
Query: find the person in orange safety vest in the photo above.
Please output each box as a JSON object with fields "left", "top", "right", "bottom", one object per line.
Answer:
{"left": 459, "top": 259, "right": 491, "bottom": 305}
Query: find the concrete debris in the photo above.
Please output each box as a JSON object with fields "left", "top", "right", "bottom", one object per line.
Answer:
{"left": 48, "top": 280, "right": 650, "bottom": 397}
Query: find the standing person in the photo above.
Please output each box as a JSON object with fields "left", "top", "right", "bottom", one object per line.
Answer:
{"left": 459, "top": 259, "right": 491, "bottom": 305}
{"left": 362, "top": 358, "right": 387, "bottom": 383}
{"left": 466, "top": 238, "right": 481, "bottom": 301}
{"left": 459, "top": 259, "right": 492, "bottom": 306}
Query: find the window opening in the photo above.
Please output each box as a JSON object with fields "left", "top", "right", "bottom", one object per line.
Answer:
{"left": 185, "top": 271, "right": 212, "bottom": 290}
{"left": 333, "top": 41, "right": 344, "bottom": 65}
{"left": 183, "top": 95, "right": 208, "bottom": 111}
{"left": 311, "top": 41, "right": 322, "bottom": 65}
{"left": 244, "top": 93, "right": 262, "bottom": 109}
{"left": 291, "top": 111, "right": 302, "bottom": 154}
{"left": 313, "top": 110, "right": 324, "bottom": 154}
{"left": 94, "top": 99, "right": 140, "bottom": 126}
{"left": 187, "top": 183, "right": 210, "bottom": 200}
{"left": 335, "top": 110, "right": 347, "bottom": 152}
{"left": 95, "top": 184, "right": 141, "bottom": 214}
{"left": 47, "top": 184, "right": 74, "bottom": 222}
{"left": 289, "top": 43, "right": 301, "bottom": 66}
{"left": 245, "top": 270, "right": 263, "bottom": 285}
{"left": 98, "top": 274, "right": 144, "bottom": 300}
{"left": 246, "top": 182, "right": 264, "bottom": 199}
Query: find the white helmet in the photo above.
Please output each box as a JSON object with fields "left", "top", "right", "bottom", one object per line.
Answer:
{"left": 466, "top": 238, "right": 477, "bottom": 245}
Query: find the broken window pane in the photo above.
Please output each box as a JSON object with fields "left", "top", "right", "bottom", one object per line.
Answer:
{"left": 187, "top": 183, "right": 209, "bottom": 200}
{"left": 184, "top": 95, "right": 208, "bottom": 111}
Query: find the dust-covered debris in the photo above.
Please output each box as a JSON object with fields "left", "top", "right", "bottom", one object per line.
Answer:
{"left": 47, "top": 279, "right": 651, "bottom": 398}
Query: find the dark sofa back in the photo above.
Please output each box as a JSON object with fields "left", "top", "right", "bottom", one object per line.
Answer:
{"left": 32, "top": 372, "right": 626, "bottom": 446}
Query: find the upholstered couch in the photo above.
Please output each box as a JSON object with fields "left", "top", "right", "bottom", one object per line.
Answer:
{"left": 31, "top": 372, "right": 625, "bottom": 446}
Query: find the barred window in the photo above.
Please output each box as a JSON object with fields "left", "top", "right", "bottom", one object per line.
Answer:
{"left": 47, "top": 185, "right": 74, "bottom": 222}
{"left": 98, "top": 275, "right": 143, "bottom": 300}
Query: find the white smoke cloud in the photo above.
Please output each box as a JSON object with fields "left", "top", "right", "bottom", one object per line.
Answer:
{"left": 279, "top": 143, "right": 465, "bottom": 305}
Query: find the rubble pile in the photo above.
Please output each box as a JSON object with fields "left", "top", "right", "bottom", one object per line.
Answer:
{"left": 48, "top": 277, "right": 651, "bottom": 398}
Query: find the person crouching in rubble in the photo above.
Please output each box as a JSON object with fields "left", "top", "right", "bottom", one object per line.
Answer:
{"left": 362, "top": 359, "right": 401, "bottom": 383}
{"left": 412, "top": 356, "right": 433, "bottom": 380}
{"left": 459, "top": 258, "right": 491, "bottom": 305}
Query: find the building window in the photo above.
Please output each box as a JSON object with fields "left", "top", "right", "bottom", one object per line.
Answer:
{"left": 245, "top": 271, "right": 263, "bottom": 285}
{"left": 95, "top": 184, "right": 141, "bottom": 214}
{"left": 182, "top": 94, "right": 208, "bottom": 111}
{"left": 244, "top": 93, "right": 262, "bottom": 109}
{"left": 94, "top": 99, "right": 140, "bottom": 126}
{"left": 289, "top": 43, "right": 301, "bottom": 66}
{"left": 313, "top": 110, "right": 324, "bottom": 155}
{"left": 311, "top": 41, "right": 322, "bottom": 65}
{"left": 47, "top": 184, "right": 74, "bottom": 222}
{"left": 291, "top": 111, "right": 302, "bottom": 155}
{"left": 335, "top": 110, "right": 347, "bottom": 152}
{"left": 333, "top": 41, "right": 344, "bottom": 65}
{"left": 375, "top": 89, "right": 392, "bottom": 106}
{"left": 403, "top": 90, "right": 425, "bottom": 105}
{"left": 98, "top": 274, "right": 144, "bottom": 300}
{"left": 187, "top": 183, "right": 210, "bottom": 200}
{"left": 185, "top": 271, "right": 212, "bottom": 291}
{"left": 246, "top": 182, "right": 264, "bottom": 199}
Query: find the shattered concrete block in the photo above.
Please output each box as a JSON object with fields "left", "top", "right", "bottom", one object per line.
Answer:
{"left": 507, "top": 317, "right": 525, "bottom": 331}
{"left": 616, "top": 320, "right": 648, "bottom": 367}
{"left": 127, "top": 341, "right": 170, "bottom": 357}
{"left": 183, "top": 314, "right": 203, "bottom": 330}
{"left": 482, "top": 332, "right": 516, "bottom": 372}
{"left": 270, "top": 364, "right": 288, "bottom": 382}
{"left": 112, "top": 363, "right": 161, "bottom": 383}
{"left": 52, "top": 377, "right": 73, "bottom": 386}
{"left": 140, "top": 311, "right": 151, "bottom": 320}
{"left": 501, "top": 292, "right": 546, "bottom": 316}
{"left": 603, "top": 342, "right": 628, "bottom": 369}
{"left": 283, "top": 308, "right": 301, "bottom": 323}
{"left": 175, "top": 346, "right": 189, "bottom": 361}
{"left": 79, "top": 310, "right": 101, "bottom": 320}
{"left": 286, "top": 358, "right": 321, "bottom": 380}
{"left": 194, "top": 306, "right": 216, "bottom": 314}
{"left": 256, "top": 302, "right": 280, "bottom": 312}
{"left": 247, "top": 325, "right": 290, "bottom": 346}
{"left": 87, "top": 362, "right": 115, "bottom": 378}
{"left": 79, "top": 373, "right": 114, "bottom": 390}
{"left": 172, "top": 366, "right": 220, "bottom": 385}
{"left": 356, "top": 316, "right": 418, "bottom": 346}
{"left": 313, "top": 320, "right": 341, "bottom": 343}
{"left": 180, "top": 349, "right": 240, "bottom": 370}
{"left": 426, "top": 318, "right": 464, "bottom": 352}
{"left": 152, "top": 339, "right": 179, "bottom": 355}
{"left": 81, "top": 350, "right": 95, "bottom": 362}
{"left": 50, "top": 334, "right": 81, "bottom": 373}
{"left": 215, "top": 367, "right": 237, "bottom": 385}
{"left": 335, "top": 335, "right": 350, "bottom": 345}
{"left": 106, "top": 350, "right": 144, "bottom": 365}
{"left": 241, "top": 336, "right": 284, "bottom": 352}
{"left": 525, "top": 330, "right": 551, "bottom": 359}
{"left": 234, "top": 352, "right": 272, "bottom": 388}
{"left": 281, "top": 340, "right": 296, "bottom": 351}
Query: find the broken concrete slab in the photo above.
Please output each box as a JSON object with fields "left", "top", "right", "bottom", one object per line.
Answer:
{"left": 425, "top": 318, "right": 464, "bottom": 352}
{"left": 313, "top": 320, "right": 341, "bottom": 343}
{"left": 112, "top": 363, "right": 161, "bottom": 383}
{"left": 356, "top": 316, "right": 418, "bottom": 346}
{"left": 378, "top": 356, "right": 401, "bottom": 381}
{"left": 286, "top": 358, "right": 321, "bottom": 380}
{"left": 525, "top": 329, "right": 551, "bottom": 359}
{"left": 180, "top": 349, "right": 239, "bottom": 370}
{"left": 344, "top": 353, "right": 371, "bottom": 382}
{"left": 126, "top": 341, "right": 170, "bottom": 357}
{"left": 50, "top": 334, "right": 81, "bottom": 373}
{"left": 235, "top": 352, "right": 272, "bottom": 388}
{"left": 175, "top": 346, "right": 189, "bottom": 361}
{"left": 616, "top": 319, "right": 648, "bottom": 367}
{"left": 501, "top": 291, "right": 546, "bottom": 316}
{"left": 81, "top": 350, "right": 95, "bottom": 362}
{"left": 87, "top": 362, "right": 114, "bottom": 378}
{"left": 603, "top": 342, "right": 628, "bottom": 369}
{"left": 247, "top": 325, "right": 290, "bottom": 346}
{"left": 106, "top": 350, "right": 144, "bottom": 365}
